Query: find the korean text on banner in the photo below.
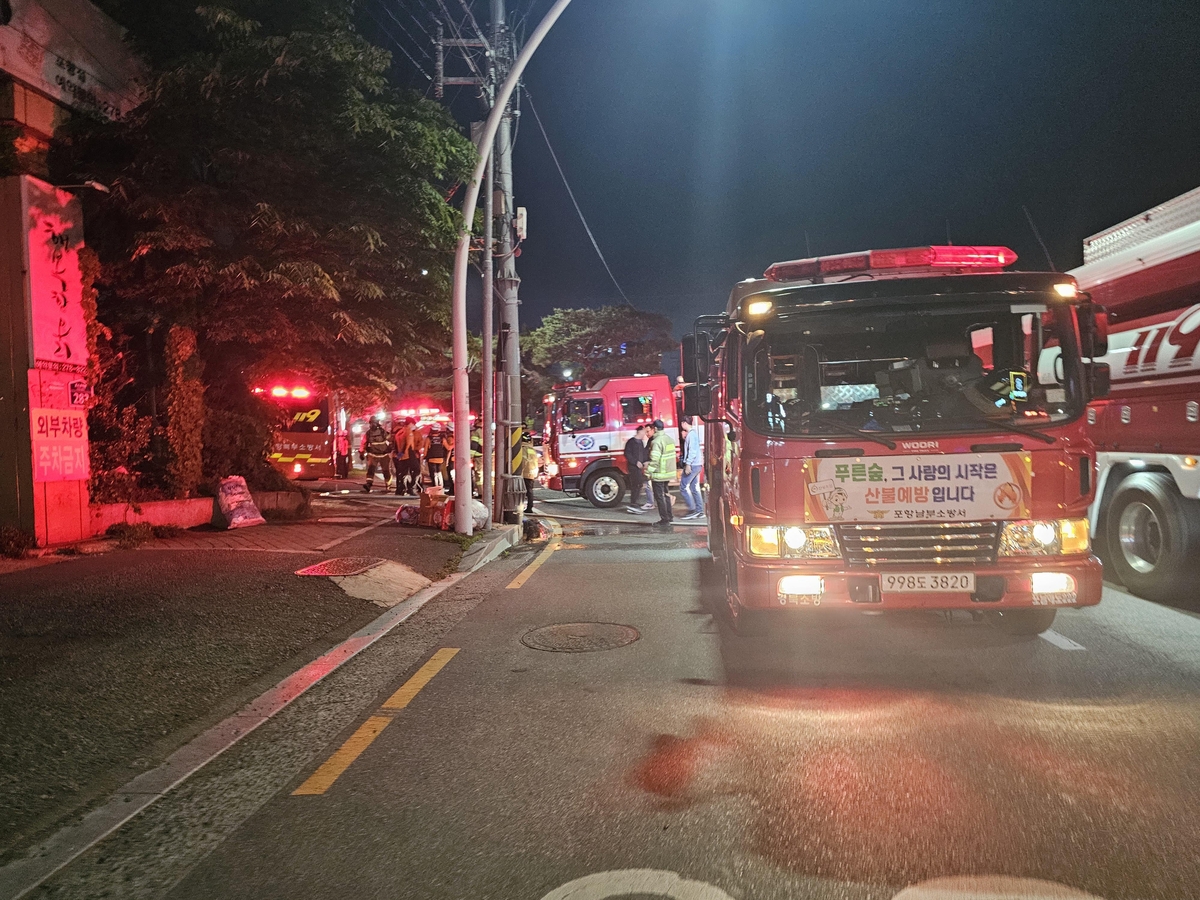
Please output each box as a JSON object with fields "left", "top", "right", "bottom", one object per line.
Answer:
{"left": 802, "top": 453, "right": 1033, "bottom": 524}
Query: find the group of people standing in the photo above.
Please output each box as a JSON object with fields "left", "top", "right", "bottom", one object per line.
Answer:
{"left": 359, "top": 416, "right": 483, "bottom": 496}
{"left": 623, "top": 417, "right": 704, "bottom": 530}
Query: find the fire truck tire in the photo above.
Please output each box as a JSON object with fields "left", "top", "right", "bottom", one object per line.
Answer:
{"left": 1105, "top": 472, "right": 1200, "bottom": 602}
{"left": 986, "top": 608, "right": 1056, "bottom": 636}
{"left": 582, "top": 469, "right": 625, "bottom": 508}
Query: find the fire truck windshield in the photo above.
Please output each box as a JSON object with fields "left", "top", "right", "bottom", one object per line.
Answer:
{"left": 742, "top": 300, "right": 1085, "bottom": 438}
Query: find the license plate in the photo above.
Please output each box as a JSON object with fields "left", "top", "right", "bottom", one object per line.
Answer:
{"left": 881, "top": 572, "right": 975, "bottom": 593}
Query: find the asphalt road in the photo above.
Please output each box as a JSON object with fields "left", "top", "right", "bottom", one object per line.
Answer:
{"left": 29, "top": 515, "right": 1200, "bottom": 900}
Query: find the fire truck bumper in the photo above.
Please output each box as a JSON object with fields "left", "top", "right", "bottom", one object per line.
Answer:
{"left": 734, "top": 555, "right": 1103, "bottom": 611}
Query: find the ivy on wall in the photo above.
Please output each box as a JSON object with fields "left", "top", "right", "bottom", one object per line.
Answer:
{"left": 164, "top": 325, "right": 204, "bottom": 498}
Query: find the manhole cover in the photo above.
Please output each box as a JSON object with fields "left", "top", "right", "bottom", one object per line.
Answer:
{"left": 521, "top": 623, "right": 640, "bottom": 653}
{"left": 295, "top": 557, "right": 386, "bottom": 577}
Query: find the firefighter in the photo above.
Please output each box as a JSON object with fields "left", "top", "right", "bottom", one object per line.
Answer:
{"left": 424, "top": 424, "right": 448, "bottom": 488}
{"left": 469, "top": 423, "right": 484, "bottom": 498}
{"left": 519, "top": 430, "right": 540, "bottom": 513}
{"left": 392, "top": 417, "right": 421, "bottom": 496}
{"left": 360, "top": 416, "right": 394, "bottom": 492}
{"left": 645, "top": 418, "right": 677, "bottom": 530}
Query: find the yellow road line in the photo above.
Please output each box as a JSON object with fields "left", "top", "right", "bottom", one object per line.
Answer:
{"left": 292, "top": 715, "right": 393, "bottom": 796}
{"left": 381, "top": 647, "right": 459, "bottom": 710}
{"left": 506, "top": 518, "right": 563, "bottom": 589}
{"left": 292, "top": 647, "right": 460, "bottom": 796}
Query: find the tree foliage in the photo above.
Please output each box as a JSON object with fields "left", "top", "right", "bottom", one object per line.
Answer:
{"left": 524, "top": 305, "right": 676, "bottom": 386}
{"left": 52, "top": 0, "right": 475, "bottom": 487}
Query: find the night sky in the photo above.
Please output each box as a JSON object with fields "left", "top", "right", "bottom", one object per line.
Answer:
{"left": 371, "top": 1, "right": 1200, "bottom": 334}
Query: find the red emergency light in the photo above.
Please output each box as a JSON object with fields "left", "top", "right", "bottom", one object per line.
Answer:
{"left": 267, "top": 385, "right": 312, "bottom": 398}
{"left": 764, "top": 245, "right": 1018, "bottom": 282}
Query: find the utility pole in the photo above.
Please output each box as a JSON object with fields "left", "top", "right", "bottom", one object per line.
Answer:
{"left": 438, "top": 0, "right": 571, "bottom": 532}
{"left": 491, "top": 0, "right": 525, "bottom": 525}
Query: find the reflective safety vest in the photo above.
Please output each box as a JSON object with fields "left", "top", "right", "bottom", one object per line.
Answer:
{"left": 647, "top": 433, "right": 676, "bottom": 482}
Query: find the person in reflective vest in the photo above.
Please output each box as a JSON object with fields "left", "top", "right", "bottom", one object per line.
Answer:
{"left": 645, "top": 418, "right": 676, "bottom": 529}
{"left": 519, "top": 431, "right": 540, "bottom": 513}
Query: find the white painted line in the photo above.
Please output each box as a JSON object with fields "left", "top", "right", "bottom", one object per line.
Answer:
{"left": 1040, "top": 629, "right": 1086, "bottom": 651}
{"left": 0, "top": 569, "right": 468, "bottom": 899}
{"left": 315, "top": 517, "right": 393, "bottom": 552}
{"left": 540, "top": 869, "right": 734, "bottom": 900}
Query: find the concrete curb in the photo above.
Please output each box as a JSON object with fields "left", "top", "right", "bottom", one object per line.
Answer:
{"left": 457, "top": 524, "right": 520, "bottom": 573}
{"left": 0, "top": 526, "right": 519, "bottom": 900}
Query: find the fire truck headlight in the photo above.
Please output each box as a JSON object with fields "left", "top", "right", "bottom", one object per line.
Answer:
{"left": 786, "top": 526, "right": 840, "bottom": 559}
{"left": 749, "top": 525, "right": 840, "bottom": 559}
{"left": 748, "top": 526, "right": 781, "bottom": 557}
{"left": 999, "top": 518, "right": 1089, "bottom": 556}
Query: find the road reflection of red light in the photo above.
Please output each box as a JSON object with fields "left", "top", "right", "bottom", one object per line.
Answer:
{"left": 627, "top": 688, "right": 1199, "bottom": 897}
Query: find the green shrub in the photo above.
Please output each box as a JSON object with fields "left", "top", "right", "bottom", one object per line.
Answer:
{"left": 1, "top": 526, "right": 36, "bottom": 559}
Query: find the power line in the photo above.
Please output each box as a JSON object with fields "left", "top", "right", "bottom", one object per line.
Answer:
{"left": 364, "top": 6, "right": 433, "bottom": 80}
{"left": 371, "top": 0, "right": 434, "bottom": 60}
{"left": 396, "top": 0, "right": 437, "bottom": 41}
{"left": 525, "top": 88, "right": 630, "bottom": 304}
{"left": 434, "top": 0, "right": 487, "bottom": 83}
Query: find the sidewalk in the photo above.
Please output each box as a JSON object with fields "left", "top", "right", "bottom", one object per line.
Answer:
{"left": 0, "top": 505, "right": 514, "bottom": 865}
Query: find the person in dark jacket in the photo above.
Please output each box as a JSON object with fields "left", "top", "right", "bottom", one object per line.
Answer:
{"left": 360, "top": 417, "right": 394, "bottom": 492}
{"left": 623, "top": 424, "right": 649, "bottom": 513}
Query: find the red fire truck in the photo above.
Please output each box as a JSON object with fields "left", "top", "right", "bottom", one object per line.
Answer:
{"left": 257, "top": 384, "right": 343, "bottom": 480}
{"left": 683, "top": 245, "right": 1109, "bottom": 636}
{"left": 1070, "top": 186, "right": 1200, "bottom": 600}
{"left": 543, "top": 374, "right": 679, "bottom": 507}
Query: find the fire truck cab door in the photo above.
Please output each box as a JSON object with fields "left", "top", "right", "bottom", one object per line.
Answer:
{"left": 560, "top": 395, "right": 610, "bottom": 455}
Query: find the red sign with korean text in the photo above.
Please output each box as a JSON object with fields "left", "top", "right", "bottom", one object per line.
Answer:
{"left": 26, "top": 178, "right": 88, "bottom": 375}
{"left": 30, "top": 407, "right": 89, "bottom": 482}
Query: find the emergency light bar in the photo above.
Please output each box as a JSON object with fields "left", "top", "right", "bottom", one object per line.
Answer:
{"left": 763, "top": 245, "right": 1018, "bottom": 283}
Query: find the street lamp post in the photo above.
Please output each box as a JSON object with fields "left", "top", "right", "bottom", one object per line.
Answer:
{"left": 451, "top": 0, "right": 574, "bottom": 535}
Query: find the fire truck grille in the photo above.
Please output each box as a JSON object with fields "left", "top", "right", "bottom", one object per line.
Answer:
{"left": 836, "top": 521, "right": 1001, "bottom": 567}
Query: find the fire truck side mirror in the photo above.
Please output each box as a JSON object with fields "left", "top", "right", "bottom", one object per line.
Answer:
{"left": 681, "top": 334, "right": 698, "bottom": 384}
{"left": 1086, "top": 362, "right": 1110, "bottom": 400}
{"left": 681, "top": 332, "right": 713, "bottom": 386}
{"left": 682, "top": 384, "right": 711, "bottom": 418}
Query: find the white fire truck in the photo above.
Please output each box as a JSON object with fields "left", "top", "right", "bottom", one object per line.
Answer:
{"left": 1071, "top": 186, "right": 1200, "bottom": 600}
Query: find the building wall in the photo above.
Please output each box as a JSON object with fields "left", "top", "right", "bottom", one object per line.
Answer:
{"left": 0, "top": 0, "right": 141, "bottom": 175}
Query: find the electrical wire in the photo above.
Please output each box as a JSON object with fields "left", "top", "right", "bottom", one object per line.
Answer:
{"left": 363, "top": 6, "right": 433, "bottom": 80}
{"left": 456, "top": 0, "right": 492, "bottom": 53}
{"left": 371, "top": 0, "right": 434, "bottom": 60}
{"left": 434, "top": 0, "right": 486, "bottom": 83}
{"left": 396, "top": 0, "right": 437, "bottom": 41}
{"left": 524, "top": 88, "right": 630, "bottom": 304}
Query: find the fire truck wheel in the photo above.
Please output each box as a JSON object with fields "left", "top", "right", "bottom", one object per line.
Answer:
{"left": 1105, "top": 472, "right": 1200, "bottom": 602}
{"left": 986, "top": 608, "right": 1056, "bottom": 636}
{"left": 582, "top": 469, "right": 625, "bottom": 508}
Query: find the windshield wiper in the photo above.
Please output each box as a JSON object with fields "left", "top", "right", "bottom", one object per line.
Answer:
{"left": 958, "top": 415, "right": 1056, "bottom": 444}
{"left": 803, "top": 412, "right": 897, "bottom": 450}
